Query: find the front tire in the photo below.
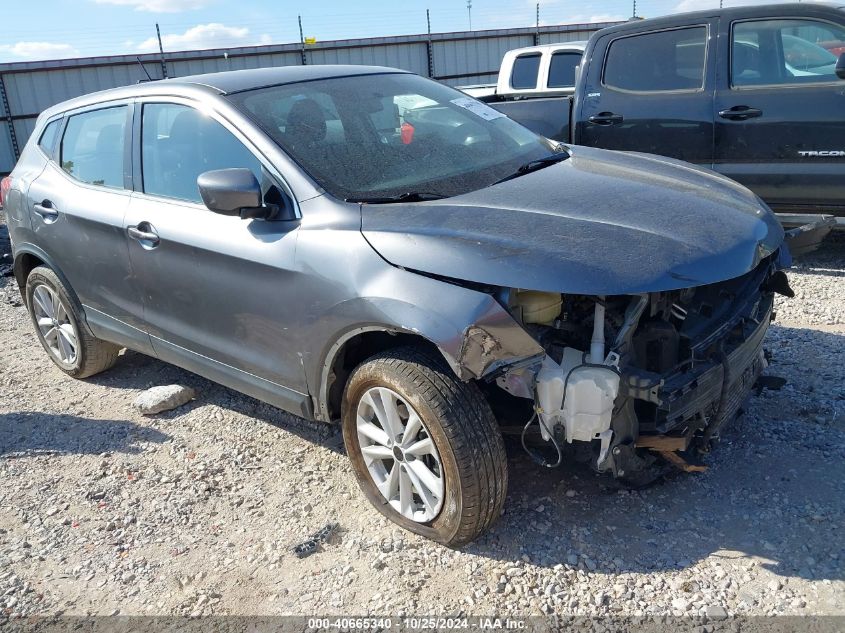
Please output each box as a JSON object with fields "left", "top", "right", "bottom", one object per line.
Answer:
{"left": 25, "top": 266, "right": 120, "bottom": 379}
{"left": 341, "top": 346, "right": 507, "bottom": 546}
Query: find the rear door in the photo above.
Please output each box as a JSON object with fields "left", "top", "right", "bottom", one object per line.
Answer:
{"left": 25, "top": 102, "right": 153, "bottom": 354}
{"left": 714, "top": 16, "right": 845, "bottom": 212}
{"left": 575, "top": 22, "right": 717, "bottom": 166}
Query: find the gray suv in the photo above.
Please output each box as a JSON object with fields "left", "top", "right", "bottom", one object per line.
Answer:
{"left": 2, "top": 66, "right": 792, "bottom": 545}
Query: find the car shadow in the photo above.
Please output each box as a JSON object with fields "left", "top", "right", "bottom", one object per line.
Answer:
{"left": 0, "top": 412, "right": 170, "bottom": 457}
{"left": 467, "top": 324, "right": 844, "bottom": 583}
{"left": 75, "top": 324, "right": 845, "bottom": 583}
{"left": 84, "top": 348, "right": 344, "bottom": 454}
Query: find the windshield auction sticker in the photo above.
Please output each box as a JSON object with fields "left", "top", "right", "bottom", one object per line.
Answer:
{"left": 450, "top": 97, "right": 506, "bottom": 121}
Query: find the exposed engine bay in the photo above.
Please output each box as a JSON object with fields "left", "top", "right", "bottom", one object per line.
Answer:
{"left": 494, "top": 251, "right": 794, "bottom": 484}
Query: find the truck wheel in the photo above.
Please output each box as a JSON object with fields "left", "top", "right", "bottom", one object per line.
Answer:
{"left": 341, "top": 346, "right": 507, "bottom": 546}
{"left": 25, "top": 266, "right": 120, "bottom": 379}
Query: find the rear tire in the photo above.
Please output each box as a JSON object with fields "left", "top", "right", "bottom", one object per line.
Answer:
{"left": 25, "top": 266, "right": 120, "bottom": 379}
{"left": 341, "top": 346, "right": 507, "bottom": 546}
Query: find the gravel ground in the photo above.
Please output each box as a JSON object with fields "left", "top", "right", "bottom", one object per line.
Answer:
{"left": 1, "top": 214, "right": 843, "bottom": 621}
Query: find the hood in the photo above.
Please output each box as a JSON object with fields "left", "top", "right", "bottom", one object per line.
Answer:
{"left": 360, "top": 145, "right": 784, "bottom": 295}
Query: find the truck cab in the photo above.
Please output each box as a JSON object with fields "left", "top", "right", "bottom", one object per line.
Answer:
{"left": 460, "top": 42, "right": 586, "bottom": 100}
{"left": 574, "top": 3, "right": 845, "bottom": 216}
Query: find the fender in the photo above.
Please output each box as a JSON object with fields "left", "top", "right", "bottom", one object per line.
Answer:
{"left": 12, "top": 241, "right": 96, "bottom": 337}
{"left": 310, "top": 289, "right": 545, "bottom": 423}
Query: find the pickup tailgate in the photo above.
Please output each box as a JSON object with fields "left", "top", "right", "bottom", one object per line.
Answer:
{"left": 486, "top": 96, "right": 572, "bottom": 143}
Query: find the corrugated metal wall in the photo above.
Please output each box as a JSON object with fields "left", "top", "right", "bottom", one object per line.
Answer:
{"left": 0, "top": 20, "right": 615, "bottom": 174}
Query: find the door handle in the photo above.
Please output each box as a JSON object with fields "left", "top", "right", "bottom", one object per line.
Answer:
{"left": 127, "top": 224, "right": 160, "bottom": 246}
{"left": 33, "top": 199, "right": 59, "bottom": 222}
{"left": 719, "top": 106, "right": 763, "bottom": 121}
{"left": 588, "top": 112, "right": 624, "bottom": 126}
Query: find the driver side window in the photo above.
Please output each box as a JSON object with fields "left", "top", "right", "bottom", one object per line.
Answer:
{"left": 141, "top": 103, "right": 262, "bottom": 203}
{"left": 732, "top": 19, "right": 845, "bottom": 87}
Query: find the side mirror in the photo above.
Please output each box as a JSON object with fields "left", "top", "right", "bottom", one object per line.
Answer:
{"left": 837, "top": 53, "right": 845, "bottom": 80}
{"left": 198, "top": 168, "right": 269, "bottom": 220}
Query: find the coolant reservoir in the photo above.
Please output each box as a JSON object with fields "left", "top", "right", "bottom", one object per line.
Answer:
{"left": 561, "top": 366, "right": 620, "bottom": 443}
{"left": 514, "top": 290, "right": 562, "bottom": 325}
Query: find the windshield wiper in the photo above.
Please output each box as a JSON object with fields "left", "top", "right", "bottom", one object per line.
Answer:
{"left": 491, "top": 151, "right": 570, "bottom": 186}
{"left": 346, "top": 192, "right": 447, "bottom": 204}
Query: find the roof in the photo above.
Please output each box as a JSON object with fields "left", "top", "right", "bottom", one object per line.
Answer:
{"left": 167, "top": 65, "right": 409, "bottom": 95}
{"left": 599, "top": 2, "right": 845, "bottom": 36}
{"left": 38, "top": 65, "right": 408, "bottom": 120}
{"left": 506, "top": 41, "right": 587, "bottom": 56}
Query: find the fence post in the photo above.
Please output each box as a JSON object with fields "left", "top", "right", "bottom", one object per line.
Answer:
{"left": 299, "top": 15, "right": 308, "bottom": 65}
{"left": 155, "top": 23, "right": 169, "bottom": 79}
{"left": 0, "top": 75, "right": 19, "bottom": 163}
{"left": 426, "top": 9, "right": 435, "bottom": 78}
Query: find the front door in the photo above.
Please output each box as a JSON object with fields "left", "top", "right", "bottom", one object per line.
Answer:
{"left": 714, "top": 16, "right": 845, "bottom": 212}
{"left": 124, "top": 101, "right": 306, "bottom": 408}
{"left": 576, "top": 22, "right": 717, "bottom": 167}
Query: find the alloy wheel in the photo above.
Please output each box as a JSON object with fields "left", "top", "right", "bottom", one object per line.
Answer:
{"left": 31, "top": 284, "right": 78, "bottom": 365}
{"left": 356, "top": 387, "right": 445, "bottom": 522}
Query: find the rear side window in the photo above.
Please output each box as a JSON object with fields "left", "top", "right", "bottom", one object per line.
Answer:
{"left": 604, "top": 27, "right": 707, "bottom": 92}
{"left": 547, "top": 52, "right": 582, "bottom": 88}
{"left": 141, "top": 103, "right": 261, "bottom": 203}
{"left": 511, "top": 53, "right": 542, "bottom": 89}
{"left": 38, "top": 119, "right": 61, "bottom": 155}
{"left": 61, "top": 106, "right": 127, "bottom": 188}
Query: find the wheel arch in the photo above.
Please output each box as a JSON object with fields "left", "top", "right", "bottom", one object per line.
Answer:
{"left": 315, "top": 326, "right": 456, "bottom": 423}
{"left": 13, "top": 244, "right": 94, "bottom": 336}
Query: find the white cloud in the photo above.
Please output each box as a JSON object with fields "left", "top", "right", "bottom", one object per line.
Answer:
{"left": 137, "top": 23, "right": 272, "bottom": 52}
{"left": 93, "top": 0, "right": 210, "bottom": 12}
{"left": 566, "top": 13, "right": 628, "bottom": 23}
{"left": 0, "top": 41, "right": 80, "bottom": 61}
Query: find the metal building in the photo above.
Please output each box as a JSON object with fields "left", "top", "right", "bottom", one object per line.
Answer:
{"left": 0, "top": 20, "right": 616, "bottom": 174}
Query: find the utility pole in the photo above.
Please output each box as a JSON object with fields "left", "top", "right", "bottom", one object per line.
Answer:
{"left": 535, "top": 2, "right": 540, "bottom": 45}
{"left": 467, "top": 0, "right": 472, "bottom": 31}
{"left": 298, "top": 15, "right": 307, "bottom": 65}
{"left": 155, "top": 23, "right": 168, "bottom": 79}
{"left": 632, "top": 0, "right": 637, "bottom": 19}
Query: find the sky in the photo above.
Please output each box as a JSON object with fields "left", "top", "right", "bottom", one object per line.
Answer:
{"left": 0, "top": 0, "right": 805, "bottom": 63}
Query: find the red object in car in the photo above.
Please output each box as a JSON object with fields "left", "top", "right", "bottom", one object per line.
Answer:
{"left": 0, "top": 176, "right": 11, "bottom": 207}
{"left": 820, "top": 40, "right": 845, "bottom": 56}
{"left": 400, "top": 122, "right": 415, "bottom": 145}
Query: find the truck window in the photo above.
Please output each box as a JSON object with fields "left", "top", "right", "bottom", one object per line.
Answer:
{"left": 604, "top": 27, "right": 707, "bottom": 92}
{"left": 547, "top": 52, "right": 581, "bottom": 88}
{"left": 732, "top": 19, "right": 845, "bottom": 87}
{"left": 511, "top": 53, "right": 542, "bottom": 90}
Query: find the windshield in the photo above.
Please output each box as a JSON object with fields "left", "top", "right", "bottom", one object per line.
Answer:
{"left": 227, "top": 73, "right": 555, "bottom": 201}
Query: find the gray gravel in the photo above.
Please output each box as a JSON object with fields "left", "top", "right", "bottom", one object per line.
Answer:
{"left": 1, "top": 217, "right": 843, "bottom": 619}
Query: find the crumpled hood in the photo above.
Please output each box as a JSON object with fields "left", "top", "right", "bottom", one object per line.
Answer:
{"left": 360, "top": 145, "right": 784, "bottom": 295}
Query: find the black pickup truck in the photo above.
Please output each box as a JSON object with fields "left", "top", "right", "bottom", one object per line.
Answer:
{"left": 476, "top": 3, "right": 845, "bottom": 234}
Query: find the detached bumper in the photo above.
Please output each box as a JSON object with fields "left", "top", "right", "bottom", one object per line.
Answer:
{"left": 779, "top": 214, "right": 836, "bottom": 257}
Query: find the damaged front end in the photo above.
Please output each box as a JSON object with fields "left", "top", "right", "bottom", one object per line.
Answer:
{"left": 490, "top": 250, "right": 794, "bottom": 483}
